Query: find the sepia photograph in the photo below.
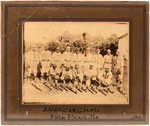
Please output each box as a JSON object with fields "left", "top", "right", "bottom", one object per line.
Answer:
{"left": 22, "top": 22, "right": 129, "bottom": 104}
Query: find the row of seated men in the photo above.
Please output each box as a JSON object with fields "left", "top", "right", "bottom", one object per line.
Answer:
{"left": 24, "top": 46, "right": 125, "bottom": 94}
{"left": 28, "top": 63, "right": 123, "bottom": 95}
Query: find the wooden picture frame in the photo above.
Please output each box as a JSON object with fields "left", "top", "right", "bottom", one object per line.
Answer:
{"left": 1, "top": 1, "right": 149, "bottom": 125}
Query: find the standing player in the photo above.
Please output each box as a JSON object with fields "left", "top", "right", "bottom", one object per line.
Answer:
{"left": 72, "top": 48, "right": 84, "bottom": 69}
{"left": 37, "top": 61, "right": 42, "bottom": 81}
{"left": 82, "top": 47, "right": 94, "bottom": 76}
{"left": 82, "top": 47, "right": 95, "bottom": 88}
{"left": 104, "top": 49, "right": 113, "bottom": 71}
{"left": 25, "top": 48, "right": 36, "bottom": 80}
{"left": 112, "top": 50, "right": 124, "bottom": 90}
{"left": 41, "top": 48, "right": 47, "bottom": 79}
{"left": 51, "top": 47, "right": 62, "bottom": 73}
{"left": 62, "top": 45, "right": 72, "bottom": 68}
{"left": 93, "top": 48, "right": 104, "bottom": 75}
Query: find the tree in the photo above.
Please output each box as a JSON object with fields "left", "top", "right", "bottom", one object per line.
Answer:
{"left": 47, "top": 41, "right": 60, "bottom": 53}
{"left": 71, "top": 40, "right": 88, "bottom": 53}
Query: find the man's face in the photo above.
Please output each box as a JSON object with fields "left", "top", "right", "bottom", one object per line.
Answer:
{"left": 75, "top": 65, "right": 79, "bottom": 69}
{"left": 53, "top": 65, "right": 57, "bottom": 70}
{"left": 76, "top": 50, "right": 80, "bottom": 54}
{"left": 56, "top": 48, "right": 60, "bottom": 53}
{"left": 66, "top": 46, "right": 71, "bottom": 52}
{"left": 105, "top": 68, "right": 109, "bottom": 73}
{"left": 86, "top": 49, "right": 90, "bottom": 54}
{"left": 96, "top": 49, "right": 100, "bottom": 54}
{"left": 116, "top": 51, "right": 119, "bottom": 56}
{"left": 65, "top": 67, "right": 69, "bottom": 71}
{"left": 107, "top": 50, "right": 111, "bottom": 55}
{"left": 89, "top": 65, "right": 93, "bottom": 69}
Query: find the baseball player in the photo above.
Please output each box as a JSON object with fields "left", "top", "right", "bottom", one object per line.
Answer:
{"left": 62, "top": 45, "right": 72, "bottom": 68}
{"left": 71, "top": 48, "right": 84, "bottom": 69}
{"left": 51, "top": 47, "right": 62, "bottom": 72}
{"left": 98, "top": 66, "right": 114, "bottom": 93}
{"left": 72, "top": 64, "right": 83, "bottom": 88}
{"left": 48, "top": 64, "right": 61, "bottom": 85}
{"left": 82, "top": 47, "right": 94, "bottom": 75}
{"left": 112, "top": 50, "right": 124, "bottom": 89}
{"left": 93, "top": 48, "right": 104, "bottom": 75}
{"left": 104, "top": 49, "right": 113, "bottom": 71}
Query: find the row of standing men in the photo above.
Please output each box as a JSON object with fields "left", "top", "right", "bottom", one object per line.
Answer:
{"left": 25, "top": 45, "right": 124, "bottom": 90}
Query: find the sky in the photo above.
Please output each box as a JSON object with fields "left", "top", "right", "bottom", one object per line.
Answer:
{"left": 24, "top": 22, "right": 129, "bottom": 47}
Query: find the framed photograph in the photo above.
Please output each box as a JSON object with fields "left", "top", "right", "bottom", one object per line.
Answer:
{"left": 1, "top": 1, "right": 149, "bottom": 125}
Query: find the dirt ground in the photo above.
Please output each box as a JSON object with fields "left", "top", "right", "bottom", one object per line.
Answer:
{"left": 22, "top": 79, "right": 129, "bottom": 105}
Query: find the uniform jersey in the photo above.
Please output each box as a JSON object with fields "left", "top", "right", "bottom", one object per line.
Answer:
{"left": 41, "top": 50, "right": 51, "bottom": 73}
{"left": 51, "top": 52, "right": 62, "bottom": 67}
{"left": 25, "top": 50, "right": 36, "bottom": 73}
{"left": 98, "top": 70, "right": 112, "bottom": 85}
{"left": 93, "top": 54, "right": 104, "bottom": 69}
{"left": 83, "top": 53, "right": 94, "bottom": 74}
{"left": 104, "top": 54, "right": 113, "bottom": 63}
{"left": 86, "top": 67, "right": 97, "bottom": 80}
{"left": 41, "top": 50, "right": 46, "bottom": 73}
{"left": 113, "top": 55, "right": 124, "bottom": 82}
{"left": 49, "top": 67, "right": 61, "bottom": 76}
{"left": 71, "top": 53, "right": 84, "bottom": 67}
{"left": 84, "top": 53, "right": 94, "bottom": 63}
{"left": 61, "top": 68, "right": 73, "bottom": 80}
{"left": 72, "top": 67, "right": 83, "bottom": 80}
{"left": 104, "top": 54, "right": 113, "bottom": 69}
{"left": 62, "top": 52, "right": 72, "bottom": 67}
{"left": 113, "top": 55, "right": 124, "bottom": 69}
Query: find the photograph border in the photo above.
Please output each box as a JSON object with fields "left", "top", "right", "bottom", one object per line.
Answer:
{"left": 20, "top": 19, "right": 131, "bottom": 106}
{"left": 1, "top": 1, "right": 149, "bottom": 125}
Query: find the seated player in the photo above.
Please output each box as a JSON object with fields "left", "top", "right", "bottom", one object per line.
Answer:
{"left": 98, "top": 66, "right": 115, "bottom": 93}
{"left": 61, "top": 66, "right": 73, "bottom": 85}
{"left": 48, "top": 64, "right": 61, "bottom": 85}
{"left": 88, "top": 64, "right": 99, "bottom": 87}
{"left": 72, "top": 64, "right": 83, "bottom": 89}
{"left": 83, "top": 64, "right": 97, "bottom": 88}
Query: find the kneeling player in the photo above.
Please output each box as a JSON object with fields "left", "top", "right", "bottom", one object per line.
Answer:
{"left": 83, "top": 64, "right": 97, "bottom": 88}
{"left": 48, "top": 64, "right": 61, "bottom": 85}
{"left": 61, "top": 66, "right": 73, "bottom": 85}
{"left": 72, "top": 64, "right": 83, "bottom": 89}
{"left": 98, "top": 67, "right": 115, "bottom": 93}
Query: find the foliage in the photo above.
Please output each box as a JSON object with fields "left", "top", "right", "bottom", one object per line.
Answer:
{"left": 71, "top": 40, "right": 88, "bottom": 53}
{"left": 47, "top": 41, "right": 60, "bottom": 53}
{"left": 38, "top": 32, "right": 119, "bottom": 55}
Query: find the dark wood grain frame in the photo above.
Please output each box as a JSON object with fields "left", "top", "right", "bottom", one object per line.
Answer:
{"left": 1, "top": 1, "right": 149, "bottom": 125}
